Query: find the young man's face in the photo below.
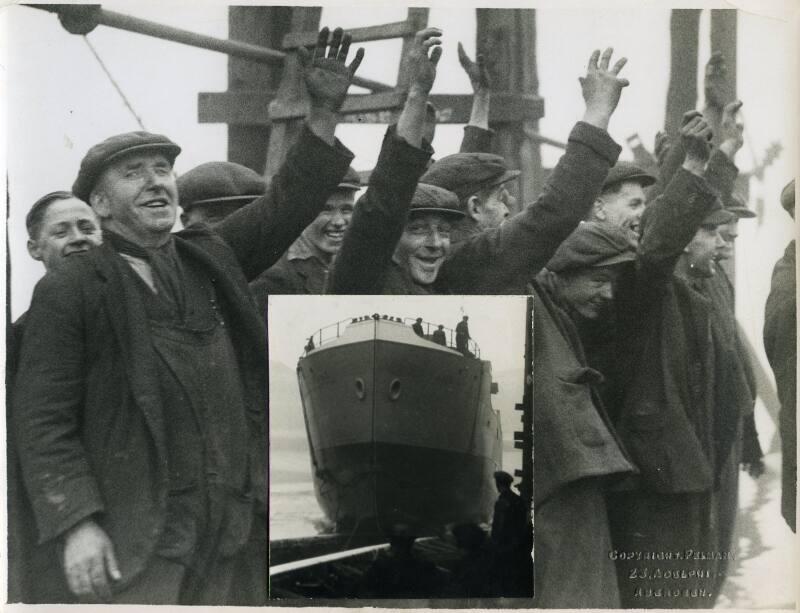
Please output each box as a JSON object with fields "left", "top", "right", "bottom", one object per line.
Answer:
{"left": 394, "top": 213, "right": 453, "bottom": 285}
{"left": 91, "top": 152, "right": 178, "bottom": 246}
{"left": 303, "top": 191, "right": 355, "bottom": 255}
{"left": 469, "top": 184, "right": 513, "bottom": 230}
{"left": 594, "top": 181, "right": 647, "bottom": 237}
{"left": 558, "top": 265, "right": 623, "bottom": 320}
{"left": 686, "top": 224, "right": 726, "bottom": 276}
{"left": 27, "top": 197, "right": 102, "bottom": 271}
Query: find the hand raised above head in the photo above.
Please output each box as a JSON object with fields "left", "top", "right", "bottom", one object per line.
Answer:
{"left": 719, "top": 100, "right": 744, "bottom": 156}
{"left": 680, "top": 110, "right": 713, "bottom": 166}
{"left": 298, "top": 27, "right": 365, "bottom": 113}
{"left": 406, "top": 28, "right": 444, "bottom": 96}
{"left": 580, "top": 47, "right": 629, "bottom": 129}
{"left": 457, "top": 42, "right": 490, "bottom": 93}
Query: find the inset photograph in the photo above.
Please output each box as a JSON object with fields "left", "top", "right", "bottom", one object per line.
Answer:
{"left": 267, "top": 295, "right": 532, "bottom": 602}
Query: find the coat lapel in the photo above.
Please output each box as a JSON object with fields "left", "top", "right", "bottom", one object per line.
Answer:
{"left": 94, "top": 246, "right": 167, "bottom": 455}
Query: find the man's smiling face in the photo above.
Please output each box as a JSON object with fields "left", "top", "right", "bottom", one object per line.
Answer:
{"left": 393, "top": 213, "right": 453, "bottom": 285}
{"left": 91, "top": 151, "right": 178, "bottom": 246}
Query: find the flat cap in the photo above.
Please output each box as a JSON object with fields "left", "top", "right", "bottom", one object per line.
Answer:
{"left": 73, "top": 131, "right": 181, "bottom": 202}
{"left": 337, "top": 166, "right": 362, "bottom": 192}
{"left": 421, "top": 153, "right": 520, "bottom": 204}
{"left": 725, "top": 193, "right": 756, "bottom": 219}
{"left": 547, "top": 221, "right": 637, "bottom": 273}
{"left": 493, "top": 471, "right": 514, "bottom": 485}
{"left": 602, "top": 161, "right": 656, "bottom": 190}
{"left": 177, "top": 161, "right": 265, "bottom": 211}
{"left": 781, "top": 179, "right": 795, "bottom": 214}
{"left": 409, "top": 183, "right": 463, "bottom": 219}
{"left": 702, "top": 197, "right": 736, "bottom": 227}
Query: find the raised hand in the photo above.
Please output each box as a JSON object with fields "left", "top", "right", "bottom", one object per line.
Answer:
{"left": 406, "top": 28, "right": 443, "bottom": 96}
{"left": 63, "top": 518, "right": 121, "bottom": 602}
{"left": 704, "top": 52, "right": 732, "bottom": 111}
{"left": 457, "top": 42, "right": 490, "bottom": 92}
{"left": 298, "top": 27, "right": 365, "bottom": 113}
{"left": 719, "top": 100, "right": 744, "bottom": 158}
{"left": 680, "top": 110, "right": 713, "bottom": 174}
{"left": 654, "top": 130, "right": 672, "bottom": 168}
{"left": 580, "top": 47, "right": 629, "bottom": 130}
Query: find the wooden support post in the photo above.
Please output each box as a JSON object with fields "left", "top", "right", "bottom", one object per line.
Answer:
{"left": 263, "top": 8, "right": 322, "bottom": 180}
{"left": 226, "top": 7, "right": 293, "bottom": 173}
{"left": 476, "top": 8, "right": 541, "bottom": 211}
{"left": 665, "top": 9, "right": 701, "bottom": 138}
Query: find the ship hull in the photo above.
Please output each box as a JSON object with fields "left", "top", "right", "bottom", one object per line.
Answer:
{"left": 296, "top": 319, "right": 502, "bottom": 534}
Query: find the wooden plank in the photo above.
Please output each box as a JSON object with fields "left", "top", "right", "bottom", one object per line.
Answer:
{"left": 282, "top": 20, "right": 416, "bottom": 49}
{"left": 226, "top": 6, "right": 292, "bottom": 173}
{"left": 264, "top": 7, "right": 324, "bottom": 179}
{"left": 200, "top": 91, "right": 543, "bottom": 125}
{"left": 199, "top": 91, "right": 276, "bottom": 125}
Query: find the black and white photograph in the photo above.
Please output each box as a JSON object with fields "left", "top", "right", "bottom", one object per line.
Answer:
{"left": 2, "top": 0, "right": 797, "bottom": 610}
{"left": 267, "top": 295, "right": 532, "bottom": 602}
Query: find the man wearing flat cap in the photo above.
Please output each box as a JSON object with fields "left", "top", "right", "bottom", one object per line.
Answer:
{"left": 421, "top": 151, "right": 519, "bottom": 241}
{"left": 587, "top": 110, "right": 757, "bottom": 607}
{"left": 531, "top": 220, "right": 637, "bottom": 608}
{"left": 764, "top": 178, "right": 796, "bottom": 532}
{"left": 13, "top": 27, "right": 364, "bottom": 604}
{"left": 249, "top": 166, "right": 361, "bottom": 302}
{"left": 585, "top": 160, "right": 655, "bottom": 239}
{"left": 331, "top": 47, "right": 633, "bottom": 296}
{"left": 177, "top": 161, "right": 266, "bottom": 227}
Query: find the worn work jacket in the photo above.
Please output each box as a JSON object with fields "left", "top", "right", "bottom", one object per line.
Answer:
{"left": 329, "top": 122, "right": 621, "bottom": 295}
{"left": 249, "top": 234, "right": 331, "bottom": 311}
{"left": 13, "top": 125, "right": 353, "bottom": 592}
{"left": 532, "top": 275, "right": 635, "bottom": 507}
{"left": 611, "top": 168, "right": 729, "bottom": 493}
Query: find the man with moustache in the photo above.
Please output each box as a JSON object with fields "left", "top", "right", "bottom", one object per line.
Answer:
{"left": 8, "top": 191, "right": 103, "bottom": 603}
{"left": 12, "top": 27, "right": 362, "bottom": 604}
{"left": 330, "top": 47, "right": 631, "bottom": 296}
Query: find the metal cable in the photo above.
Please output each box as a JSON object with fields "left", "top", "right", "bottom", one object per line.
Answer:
{"left": 82, "top": 35, "right": 147, "bottom": 131}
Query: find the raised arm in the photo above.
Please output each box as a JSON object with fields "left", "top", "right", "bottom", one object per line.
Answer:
{"left": 705, "top": 101, "right": 743, "bottom": 203}
{"left": 327, "top": 28, "right": 442, "bottom": 294}
{"left": 215, "top": 27, "right": 362, "bottom": 280}
{"left": 637, "top": 111, "right": 719, "bottom": 280}
{"left": 457, "top": 42, "right": 493, "bottom": 153}
{"left": 440, "top": 48, "right": 629, "bottom": 294}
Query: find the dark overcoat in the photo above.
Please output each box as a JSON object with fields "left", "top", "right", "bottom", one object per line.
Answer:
{"left": 12, "top": 126, "right": 352, "bottom": 594}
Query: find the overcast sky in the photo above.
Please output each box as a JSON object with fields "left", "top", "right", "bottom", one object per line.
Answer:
{"left": 1, "top": 1, "right": 796, "bottom": 376}
{"left": 268, "top": 295, "right": 528, "bottom": 374}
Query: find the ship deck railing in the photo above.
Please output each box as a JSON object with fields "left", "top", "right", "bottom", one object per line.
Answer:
{"left": 302, "top": 314, "right": 480, "bottom": 358}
